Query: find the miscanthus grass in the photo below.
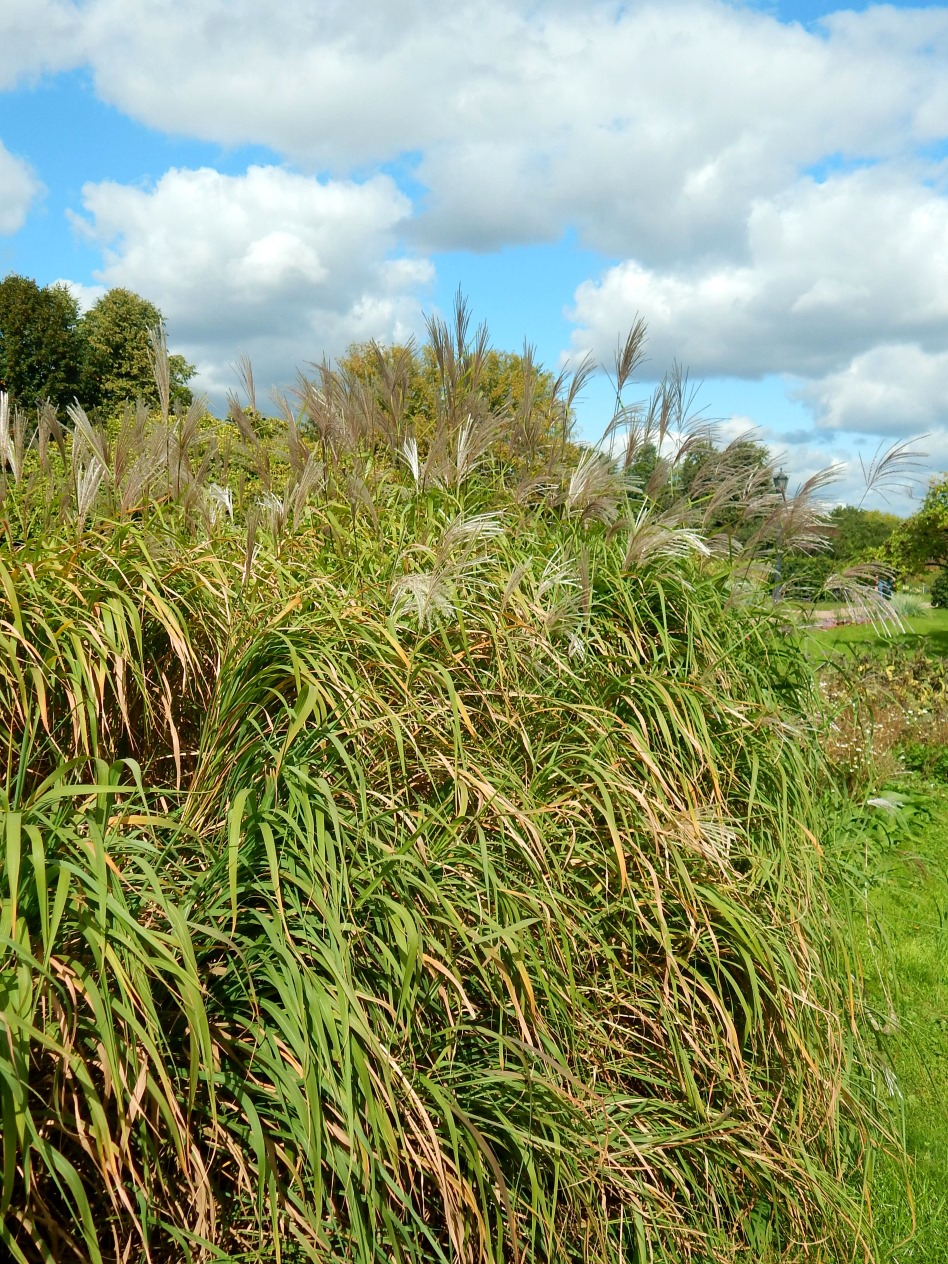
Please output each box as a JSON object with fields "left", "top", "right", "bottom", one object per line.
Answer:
{"left": 0, "top": 317, "right": 891, "bottom": 1262}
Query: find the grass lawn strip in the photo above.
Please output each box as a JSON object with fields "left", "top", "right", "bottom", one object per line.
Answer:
{"left": 860, "top": 781, "right": 948, "bottom": 1261}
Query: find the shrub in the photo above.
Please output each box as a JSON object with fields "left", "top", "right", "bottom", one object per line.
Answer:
{"left": 891, "top": 589, "right": 927, "bottom": 618}
{"left": 929, "top": 567, "right": 948, "bottom": 608}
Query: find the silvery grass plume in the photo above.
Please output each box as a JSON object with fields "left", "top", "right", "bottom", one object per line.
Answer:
{"left": 204, "top": 482, "right": 234, "bottom": 527}
{"left": 66, "top": 402, "right": 110, "bottom": 482}
{"left": 117, "top": 423, "right": 173, "bottom": 516}
{"left": 227, "top": 397, "right": 272, "bottom": 491}
{"left": 345, "top": 469, "right": 380, "bottom": 529}
{"left": 292, "top": 452, "right": 325, "bottom": 530}
{"left": 111, "top": 400, "right": 149, "bottom": 490}
{"left": 258, "top": 490, "right": 289, "bottom": 541}
{"left": 506, "top": 341, "right": 551, "bottom": 462}
{"left": 358, "top": 338, "right": 417, "bottom": 439}
{"left": 272, "top": 386, "right": 315, "bottom": 482}
{"left": 858, "top": 435, "right": 929, "bottom": 504}
{"left": 824, "top": 564, "right": 905, "bottom": 632}
{"left": 66, "top": 403, "right": 109, "bottom": 526}
{"left": 0, "top": 391, "right": 11, "bottom": 477}
{"left": 561, "top": 449, "right": 637, "bottom": 526}
{"left": 242, "top": 507, "right": 259, "bottom": 585}
{"left": 398, "top": 436, "right": 423, "bottom": 490}
{"left": 147, "top": 322, "right": 171, "bottom": 423}
{"left": 602, "top": 363, "right": 710, "bottom": 499}
{"left": 36, "top": 399, "right": 66, "bottom": 475}
{"left": 502, "top": 548, "right": 590, "bottom": 660}
{"left": 0, "top": 390, "right": 26, "bottom": 484}
{"left": 167, "top": 395, "right": 209, "bottom": 497}
{"left": 392, "top": 511, "right": 504, "bottom": 627}
{"left": 603, "top": 317, "right": 649, "bottom": 413}
{"left": 613, "top": 504, "right": 712, "bottom": 569}
{"left": 424, "top": 292, "right": 491, "bottom": 422}
{"left": 743, "top": 465, "right": 840, "bottom": 560}
{"left": 453, "top": 412, "right": 502, "bottom": 486}
{"left": 421, "top": 406, "right": 506, "bottom": 491}
{"left": 233, "top": 350, "right": 257, "bottom": 414}
{"left": 74, "top": 458, "right": 105, "bottom": 528}
{"left": 294, "top": 359, "right": 380, "bottom": 462}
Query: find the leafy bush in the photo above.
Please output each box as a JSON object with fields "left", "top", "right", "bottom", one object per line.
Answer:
{"left": 900, "top": 740, "right": 948, "bottom": 782}
{"left": 929, "top": 567, "right": 948, "bottom": 608}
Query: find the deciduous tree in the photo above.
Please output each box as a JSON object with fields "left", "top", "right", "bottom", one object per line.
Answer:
{"left": 884, "top": 475, "right": 948, "bottom": 574}
{"left": 80, "top": 287, "right": 194, "bottom": 413}
{"left": 0, "top": 273, "right": 83, "bottom": 407}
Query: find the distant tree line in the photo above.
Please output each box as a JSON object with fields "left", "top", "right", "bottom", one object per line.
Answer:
{"left": 0, "top": 273, "right": 194, "bottom": 415}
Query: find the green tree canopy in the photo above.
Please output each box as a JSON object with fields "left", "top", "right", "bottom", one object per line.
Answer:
{"left": 80, "top": 287, "right": 194, "bottom": 413}
{"left": 336, "top": 338, "right": 562, "bottom": 451}
{"left": 825, "top": 504, "right": 901, "bottom": 564}
{"left": 884, "top": 475, "right": 948, "bottom": 575}
{"left": 0, "top": 274, "right": 83, "bottom": 408}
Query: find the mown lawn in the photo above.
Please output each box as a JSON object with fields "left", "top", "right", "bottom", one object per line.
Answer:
{"left": 807, "top": 607, "right": 948, "bottom": 658}
{"left": 859, "top": 781, "right": 948, "bottom": 1261}
{"left": 802, "top": 609, "right": 948, "bottom": 1258}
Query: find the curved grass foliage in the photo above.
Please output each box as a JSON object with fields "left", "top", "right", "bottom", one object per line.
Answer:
{"left": 0, "top": 331, "right": 881, "bottom": 1262}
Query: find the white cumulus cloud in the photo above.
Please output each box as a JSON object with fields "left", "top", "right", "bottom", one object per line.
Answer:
{"left": 796, "top": 344, "right": 948, "bottom": 439}
{"left": 71, "top": 165, "right": 434, "bottom": 403}
{"left": 47, "top": 0, "right": 948, "bottom": 263}
{"left": 568, "top": 167, "right": 948, "bottom": 381}
{"left": 0, "top": 0, "right": 82, "bottom": 90}
{"left": 0, "top": 140, "right": 42, "bottom": 234}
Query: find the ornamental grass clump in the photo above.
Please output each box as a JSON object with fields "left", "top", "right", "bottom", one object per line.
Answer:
{"left": 0, "top": 314, "right": 884, "bottom": 1263}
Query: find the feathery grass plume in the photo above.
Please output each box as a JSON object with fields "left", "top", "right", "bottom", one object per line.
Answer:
{"left": 258, "top": 488, "right": 289, "bottom": 543}
{"left": 392, "top": 509, "right": 503, "bottom": 627}
{"left": 273, "top": 385, "right": 314, "bottom": 480}
{"left": 74, "top": 456, "right": 105, "bottom": 527}
{"left": 561, "top": 448, "right": 635, "bottom": 525}
{"left": 233, "top": 349, "right": 257, "bottom": 413}
{"left": 858, "top": 435, "right": 929, "bottom": 503}
{"left": 544, "top": 350, "right": 596, "bottom": 463}
{"left": 116, "top": 422, "right": 168, "bottom": 516}
{"left": 0, "top": 391, "right": 27, "bottom": 484}
{"left": 609, "top": 314, "right": 648, "bottom": 407}
{"left": 508, "top": 340, "right": 548, "bottom": 462}
{"left": 242, "top": 505, "right": 259, "bottom": 585}
{"left": 290, "top": 451, "right": 325, "bottom": 530}
{"left": 203, "top": 480, "right": 234, "bottom": 526}
{"left": 363, "top": 337, "right": 418, "bottom": 441}
{"left": 67, "top": 401, "right": 110, "bottom": 479}
{"left": 615, "top": 503, "right": 712, "bottom": 568}
{"left": 147, "top": 321, "right": 171, "bottom": 422}
{"left": 399, "top": 434, "right": 423, "bottom": 489}
{"left": 294, "top": 360, "right": 373, "bottom": 464}
{"left": 111, "top": 399, "right": 149, "bottom": 490}
{"left": 824, "top": 564, "right": 905, "bottom": 631}
{"left": 227, "top": 394, "right": 272, "bottom": 490}
{"left": 36, "top": 398, "right": 66, "bottom": 476}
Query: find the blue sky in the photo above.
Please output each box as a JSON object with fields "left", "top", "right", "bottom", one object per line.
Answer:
{"left": 2, "top": 0, "right": 948, "bottom": 510}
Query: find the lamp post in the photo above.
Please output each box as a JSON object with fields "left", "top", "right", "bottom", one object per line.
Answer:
{"left": 773, "top": 470, "right": 788, "bottom": 600}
